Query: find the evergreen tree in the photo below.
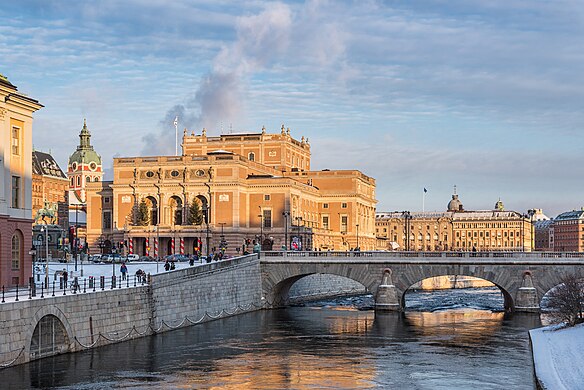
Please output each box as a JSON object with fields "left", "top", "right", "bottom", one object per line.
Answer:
{"left": 136, "top": 199, "right": 150, "bottom": 226}
{"left": 187, "top": 198, "right": 204, "bottom": 225}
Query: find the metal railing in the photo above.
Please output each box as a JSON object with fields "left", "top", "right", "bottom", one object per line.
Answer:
{"left": 262, "top": 250, "right": 584, "bottom": 259}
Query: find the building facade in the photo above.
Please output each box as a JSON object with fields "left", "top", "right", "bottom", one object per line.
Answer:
{"left": 84, "top": 127, "right": 377, "bottom": 257}
{"left": 376, "top": 195, "right": 533, "bottom": 252}
{"left": 0, "top": 74, "right": 42, "bottom": 286}
{"left": 550, "top": 210, "right": 584, "bottom": 252}
{"left": 32, "top": 150, "right": 69, "bottom": 228}
{"left": 67, "top": 119, "right": 103, "bottom": 229}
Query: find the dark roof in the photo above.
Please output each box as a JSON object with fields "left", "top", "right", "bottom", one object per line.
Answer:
{"left": 33, "top": 151, "right": 67, "bottom": 178}
{"left": 555, "top": 210, "right": 584, "bottom": 221}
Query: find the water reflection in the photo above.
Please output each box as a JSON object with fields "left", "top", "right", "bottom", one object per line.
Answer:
{"left": 0, "top": 288, "right": 540, "bottom": 389}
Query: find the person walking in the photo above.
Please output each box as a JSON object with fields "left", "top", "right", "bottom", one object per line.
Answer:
{"left": 120, "top": 262, "right": 128, "bottom": 280}
{"left": 164, "top": 260, "right": 171, "bottom": 271}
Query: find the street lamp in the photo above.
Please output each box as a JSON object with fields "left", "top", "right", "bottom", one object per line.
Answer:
{"left": 356, "top": 223, "right": 360, "bottom": 250}
{"left": 527, "top": 209, "right": 536, "bottom": 252}
{"left": 218, "top": 222, "right": 226, "bottom": 253}
{"left": 40, "top": 225, "right": 49, "bottom": 288}
{"left": 282, "top": 211, "right": 290, "bottom": 251}
{"left": 203, "top": 203, "right": 210, "bottom": 255}
{"left": 258, "top": 210, "right": 264, "bottom": 249}
{"left": 402, "top": 211, "right": 412, "bottom": 251}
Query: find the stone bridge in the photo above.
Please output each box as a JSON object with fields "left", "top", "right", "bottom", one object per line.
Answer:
{"left": 259, "top": 251, "right": 584, "bottom": 312}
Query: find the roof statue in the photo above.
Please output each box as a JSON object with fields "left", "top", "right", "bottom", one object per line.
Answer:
{"left": 495, "top": 198, "right": 505, "bottom": 211}
{"left": 281, "top": 124, "right": 286, "bottom": 135}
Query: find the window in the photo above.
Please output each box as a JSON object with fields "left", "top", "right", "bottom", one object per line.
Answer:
{"left": 11, "top": 126, "right": 20, "bottom": 155}
{"left": 11, "top": 233, "right": 21, "bottom": 270}
{"left": 263, "top": 209, "right": 272, "bottom": 228}
{"left": 104, "top": 197, "right": 110, "bottom": 204}
{"left": 11, "top": 176, "right": 20, "bottom": 208}
{"left": 341, "top": 203, "right": 347, "bottom": 209}
{"left": 76, "top": 176, "right": 80, "bottom": 186}
{"left": 248, "top": 152, "right": 255, "bottom": 161}
{"left": 264, "top": 194, "right": 270, "bottom": 201}
{"left": 323, "top": 203, "right": 329, "bottom": 209}
{"left": 171, "top": 170, "right": 180, "bottom": 177}
{"left": 322, "top": 215, "right": 329, "bottom": 230}
{"left": 103, "top": 211, "right": 112, "bottom": 230}
{"left": 341, "top": 215, "right": 348, "bottom": 233}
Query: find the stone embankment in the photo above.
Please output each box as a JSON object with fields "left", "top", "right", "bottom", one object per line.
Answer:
{"left": 0, "top": 254, "right": 263, "bottom": 367}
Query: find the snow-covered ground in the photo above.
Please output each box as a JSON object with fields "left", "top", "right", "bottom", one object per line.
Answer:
{"left": 530, "top": 323, "right": 584, "bottom": 390}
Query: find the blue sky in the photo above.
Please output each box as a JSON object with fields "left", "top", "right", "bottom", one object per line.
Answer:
{"left": 2, "top": 0, "right": 584, "bottom": 217}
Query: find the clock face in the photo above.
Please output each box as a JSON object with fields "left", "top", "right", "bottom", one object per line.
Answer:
{"left": 195, "top": 169, "right": 205, "bottom": 177}
{"left": 72, "top": 162, "right": 77, "bottom": 170}
{"left": 89, "top": 162, "right": 97, "bottom": 171}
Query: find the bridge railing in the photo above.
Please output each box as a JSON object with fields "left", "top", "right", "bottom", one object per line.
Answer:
{"left": 261, "top": 250, "right": 584, "bottom": 259}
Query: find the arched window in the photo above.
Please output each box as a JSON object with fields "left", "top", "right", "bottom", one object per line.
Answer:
{"left": 11, "top": 232, "right": 21, "bottom": 270}
{"left": 94, "top": 177, "right": 100, "bottom": 182}
{"left": 76, "top": 176, "right": 80, "bottom": 186}
{"left": 248, "top": 152, "right": 255, "bottom": 161}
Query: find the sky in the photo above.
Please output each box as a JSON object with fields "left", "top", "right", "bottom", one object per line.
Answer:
{"left": 2, "top": 0, "right": 584, "bottom": 217}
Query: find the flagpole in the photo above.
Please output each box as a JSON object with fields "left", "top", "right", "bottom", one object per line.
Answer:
{"left": 174, "top": 117, "right": 179, "bottom": 156}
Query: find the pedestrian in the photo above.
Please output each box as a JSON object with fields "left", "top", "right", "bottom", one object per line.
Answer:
{"left": 170, "top": 261, "right": 176, "bottom": 270}
{"left": 189, "top": 256, "right": 195, "bottom": 266}
{"left": 164, "top": 260, "right": 170, "bottom": 271}
{"left": 62, "top": 269, "right": 68, "bottom": 288}
{"left": 120, "top": 262, "right": 128, "bottom": 280}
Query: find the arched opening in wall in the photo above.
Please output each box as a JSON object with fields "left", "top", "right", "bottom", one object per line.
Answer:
{"left": 169, "top": 196, "right": 183, "bottom": 225}
{"left": 402, "top": 275, "right": 506, "bottom": 312}
{"left": 196, "top": 195, "right": 209, "bottom": 224}
{"left": 104, "top": 240, "right": 112, "bottom": 254}
{"left": 30, "top": 314, "right": 70, "bottom": 360}
{"left": 279, "top": 274, "right": 368, "bottom": 306}
{"left": 145, "top": 196, "right": 158, "bottom": 225}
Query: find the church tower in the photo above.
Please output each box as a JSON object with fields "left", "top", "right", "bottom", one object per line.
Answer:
{"left": 67, "top": 119, "right": 103, "bottom": 226}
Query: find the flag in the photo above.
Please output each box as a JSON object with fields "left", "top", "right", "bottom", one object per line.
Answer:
{"left": 173, "top": 116, "right": 178, "bottom": 127}
{"left": 424, "top": 188, "right": 428, "bottom": 193}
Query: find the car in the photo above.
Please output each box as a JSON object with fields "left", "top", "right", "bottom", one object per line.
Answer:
{"left": 138, "top": 255, "right": 154, "bottom": 262}
{"left": 126, "top": 254, "right": 139, "bottom": 262}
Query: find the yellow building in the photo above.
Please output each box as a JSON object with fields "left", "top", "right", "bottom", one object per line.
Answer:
{"left": 85, "top": 126, "right": 377, "bottom": 256}
{"left": 376, "top": 195, "right": 532, "bottom": 252}
{"left": 0, "top": 74, "right": 43, "bottom": 286}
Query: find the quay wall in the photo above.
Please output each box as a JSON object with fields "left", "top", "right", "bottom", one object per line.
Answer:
{"left": 0, "top": 254, "right": 263, "bottom": 367}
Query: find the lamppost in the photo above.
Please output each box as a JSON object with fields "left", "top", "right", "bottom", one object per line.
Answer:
{"left": 203, "top": 203, "right": 210, "bottom": 255}
{"left": 40, "top": 225, "right": 49, "bottom": 288}
{"left": 258, "top": 210, "right": 264, "bottom": 249}
{"left": 218, "top": 222, "right": 226, "bottom": 253}
{"left": 295, "top": 216, "right": 303, "bottom": 250}
{"left": 402, "top": 211, "right": 412, "bottom": 251}
{"left": 356, "top": 223, "right": 360, "bottom": 250}
{"left": 527, "top": 209, "right": 536, "bottom": 252}
{"left": 282, "top": 211, "right": 290, "bottom": 251}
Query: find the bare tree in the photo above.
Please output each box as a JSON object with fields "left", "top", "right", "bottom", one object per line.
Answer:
{"left": 546, "top": 274, "right": 584, "bottom": 326}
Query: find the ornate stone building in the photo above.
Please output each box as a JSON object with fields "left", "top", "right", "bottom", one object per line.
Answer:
{"left": 32, "top": 150, "right": 68, "bottom": 228}
{"left": 85, "top": 126, "right": 377, "bottom": 256}
{"left": 0, "top": 74, "right": 43, "bottom": 286}
{"left": 67, "top": 119, "right": 103, "bottom": 229}
{"left": 376, "top": 194, "right": 533, "bottom": 252}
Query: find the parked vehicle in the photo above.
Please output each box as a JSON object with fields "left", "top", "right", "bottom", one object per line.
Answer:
{"left": 126, "top": 254, "right": 139, "bottom": 262}
{"left": 138, "top": 255, "right": 154, "bottom": 262}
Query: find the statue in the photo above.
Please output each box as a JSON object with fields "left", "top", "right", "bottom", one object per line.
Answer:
{"left": 35, "top": 201, "right": 57, "bottom": 224}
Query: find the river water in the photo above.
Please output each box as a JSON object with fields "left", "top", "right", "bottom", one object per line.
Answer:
{"left": 1, "top": 287, "right": 541, "bottom": 389}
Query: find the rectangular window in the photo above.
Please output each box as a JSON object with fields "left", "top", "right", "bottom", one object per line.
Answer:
{"left": 11, "top": 126, "right": 20, "bottom": 155}
{"left": 341, "top": 215, "right": 348, "bottom": 233}
{"left": 322, "top": 215, "right": 329, "bottom": 230}
{"left": 103, "top": 211, "right": 112, "bottom": 230}
{"left": 11, "top": 235, "right": 20, "bottom": 270}
{"left": 263, "top": 209, "right": 272, "bottom": 228}
{"left": 323, "top": 203, "right": 329, "bottom": 209}
{"left": 264, "top": 194, "right": 270, "bottom": 201}
{"left": 11, "top": 176, "right": 20, "bottom": 208}
{"left": 104, "top": 197, "right": 110, "bottom": 204}
{"left": 341, "top": 203, "right": 347, "bottom": 209}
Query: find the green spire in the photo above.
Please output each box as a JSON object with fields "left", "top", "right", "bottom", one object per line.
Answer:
{"left": 79, "top": 118, "right": 92, "bottom": 149}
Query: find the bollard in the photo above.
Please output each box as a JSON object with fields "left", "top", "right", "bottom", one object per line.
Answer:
{"left": 88, "top": 276, "right": 94, "bottom": 290}
{"left": 28, "top": 283, "right": 32, "bottom": 300}
{"left": 41, "top": 283, "right": 45, "bottom": 299}
{"left": 83, "top": 278, "right": 86, "bottom": 293}
{"left": 118, "top": 276, "right": 122, "bottom": 289}
{"left": 111, "top": 276, "right": 116, "bottom": 289}
{"left": 134, "top": 275, "right": 136, "bottom": 287}
{"left": 52, "top": 281, "right": 55, "bottom": 297}
{"left": 100, "top": 275, "right": 105, "bottom": 290}
{"left": 126, "top": 276, "right": 129, "bottom": 288}
{"left": 15, "top": 285, "right": 19, "bottom": 301}
{"left": 1, "top": 285, "right": 4, "bottom": 303}
{"left": 59, "top": 276, "right": 64, "bottom": 290}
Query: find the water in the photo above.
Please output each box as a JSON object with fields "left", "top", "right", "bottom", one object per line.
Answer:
{"left": 0, "top": 287, "right": 541, "bottom": 389}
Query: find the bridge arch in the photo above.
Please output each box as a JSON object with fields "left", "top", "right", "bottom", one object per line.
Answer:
{"left": 399, "top": 275, "right": 513, "bottom": 312}
{"left": 24, "top": 305, "right": 75, "bottom": 362}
